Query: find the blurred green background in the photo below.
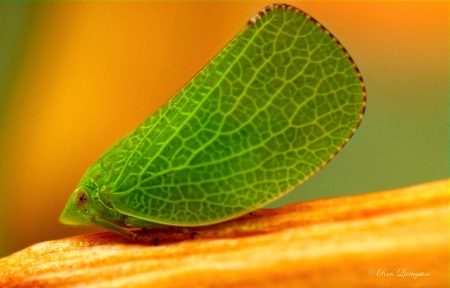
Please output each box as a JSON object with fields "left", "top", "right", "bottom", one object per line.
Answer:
{"left": 0, "top": 2, "right": 447, "bottom": 257}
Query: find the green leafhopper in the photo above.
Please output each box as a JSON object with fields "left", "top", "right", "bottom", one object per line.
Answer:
{"left": 60, "top": 4, "right": 366, "bottom": 239}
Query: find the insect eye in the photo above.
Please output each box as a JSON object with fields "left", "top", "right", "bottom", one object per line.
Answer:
{"left": 74, "top": 190, "right": 88, "bottom": 207}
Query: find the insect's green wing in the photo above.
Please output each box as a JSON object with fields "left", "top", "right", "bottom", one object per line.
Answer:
{"left": 101, "top": 4, "right": 365, "bottom": 226}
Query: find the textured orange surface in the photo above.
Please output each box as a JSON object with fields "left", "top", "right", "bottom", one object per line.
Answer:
{"left": 1, "top": 179, "right": 448, "bottom": 287}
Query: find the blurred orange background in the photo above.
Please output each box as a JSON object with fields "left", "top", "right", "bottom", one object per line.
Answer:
{"left": 0, "top": 2, "right": 447, "bottom": 257}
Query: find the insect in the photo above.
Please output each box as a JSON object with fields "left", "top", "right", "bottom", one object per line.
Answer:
{"left": 60, "top": 4, "right": 366, "bottom": 239}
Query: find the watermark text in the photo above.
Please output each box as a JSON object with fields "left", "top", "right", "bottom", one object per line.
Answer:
{"left": 368, "top": 268, "right": 430, "bottom": 279}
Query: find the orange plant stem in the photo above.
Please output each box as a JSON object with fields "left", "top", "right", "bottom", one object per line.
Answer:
{"left": 1, "top": 179, "right": 448, "bottom": 287}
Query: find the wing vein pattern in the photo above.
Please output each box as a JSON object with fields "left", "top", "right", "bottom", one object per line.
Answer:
{"left": 95, "top": 4, "right": 365, "bottom": 226}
